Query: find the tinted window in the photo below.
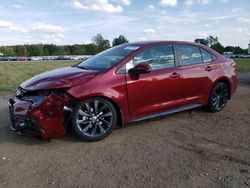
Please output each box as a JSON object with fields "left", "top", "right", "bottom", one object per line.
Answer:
{"left": 201, "top": 48, "right": 212, "bottom": 62}
{"left": 126, "top": 45, "right": 175, "bottom": 72}
{"left": 176, "top": 45, "right": 202, "bottom": 66}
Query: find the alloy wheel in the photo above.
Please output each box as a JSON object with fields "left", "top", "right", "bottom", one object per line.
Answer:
{"left": 211, "top": 83, "right": 228, "bottom": 111}
{"left": 76, "top": 99, "right": 114, "bottom": 138}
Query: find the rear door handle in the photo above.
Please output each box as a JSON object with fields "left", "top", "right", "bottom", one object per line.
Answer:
{"left": 205, "top": 66, "right": 213, "bottom": 71}
{"left": 170, "top": 72, "right": 181, "bottom": 78}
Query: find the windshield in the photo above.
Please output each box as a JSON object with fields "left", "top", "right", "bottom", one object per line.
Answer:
{"left": 76, "top": 44, "right": 142, "bottom": 71}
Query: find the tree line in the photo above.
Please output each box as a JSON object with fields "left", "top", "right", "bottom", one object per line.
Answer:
{"left": 0, "top": 34, "right": 128, "bottom": 57}
{"left": 194, "top": 36, "right": 247, "bottom": 55}
{"left": 0, "top": 34, "right": 247, "bottom": 57}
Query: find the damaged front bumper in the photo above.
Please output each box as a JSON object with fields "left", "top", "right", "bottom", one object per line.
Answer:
{"left": 8, "top": 89, "right": 73, "bottom": 139}
{"left": 9, "top": 99, "right": 46, "bottom": 138}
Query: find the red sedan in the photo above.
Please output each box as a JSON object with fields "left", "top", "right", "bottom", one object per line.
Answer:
{"left": 9, "top": 41, "right": 238, "bottom": 141}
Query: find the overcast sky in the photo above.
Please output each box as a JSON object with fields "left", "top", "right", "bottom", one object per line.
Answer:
{"left": 0, "top": 0, "right": 249, "bottom": 48}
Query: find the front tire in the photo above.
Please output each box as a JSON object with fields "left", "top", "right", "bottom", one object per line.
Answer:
{"left": 207, "top": 82, "right": 229, "bottom": 112}
{"left": 71, "top": 97, "right": 117, "bottom": 141}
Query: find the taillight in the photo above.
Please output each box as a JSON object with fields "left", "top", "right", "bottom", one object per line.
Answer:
{"left": 231, "top": 61, "right": 237, "bottom": 70}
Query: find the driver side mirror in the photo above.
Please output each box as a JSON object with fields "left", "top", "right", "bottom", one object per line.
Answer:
{"left": 128, "top": 63, "right": 151, "bottom": 79}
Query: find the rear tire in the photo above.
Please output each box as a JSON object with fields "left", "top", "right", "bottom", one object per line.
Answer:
{"left": 71, "top": 97, "right": 117, "bottom": 141}
{"left": 207, "top": 82, "right": 229, "bottom": 112}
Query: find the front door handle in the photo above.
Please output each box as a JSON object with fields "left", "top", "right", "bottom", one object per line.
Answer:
{"left": 205, "top": 66, "right": 213, "bottom": 71}
{"left": 170, "top": 72, "right": 181, "bottom": 78}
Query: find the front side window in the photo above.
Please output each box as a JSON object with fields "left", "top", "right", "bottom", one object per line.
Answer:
{"left": 125, "top": 45, "right": 175, "bottom": 72}
{"left": 176, "top": 45, "right": 202, "bottom": 66}
{"left": 201, "top": 48, "right": 212, "bottom": 62}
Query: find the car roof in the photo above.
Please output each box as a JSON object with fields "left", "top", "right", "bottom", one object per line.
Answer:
{"left": 121, "top": 40, "right": 219, "bottom": 56}
{"left": 124, "top": 40, "right": 200, "bottom": 47}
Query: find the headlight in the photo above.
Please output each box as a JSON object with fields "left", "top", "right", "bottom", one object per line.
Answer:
{"left": 18, "top": 88, "right": 70, "bottom": 107}
{"left": 23, "top": 96, "right": 46, "bottom": 107}
{"left": 15, "top": 88, "right": 22, "bottom": 97}
{"left": 15, "top": 87, "right": 26, "bottom": 98}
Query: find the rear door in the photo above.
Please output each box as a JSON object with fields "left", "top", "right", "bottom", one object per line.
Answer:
{"left": 125, "top": 44, "right": 182, "bottom": 118}
{"left": 174, "top": 44, "right": 214, "bottom": 104}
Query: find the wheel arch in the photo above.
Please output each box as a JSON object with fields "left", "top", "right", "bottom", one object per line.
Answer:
{"left": 98, "top": 96, "right": 124, "bottom": 127}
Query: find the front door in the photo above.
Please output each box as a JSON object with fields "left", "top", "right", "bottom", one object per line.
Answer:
{"left": 125, "top": 44, "right": 182, "bottom": 118}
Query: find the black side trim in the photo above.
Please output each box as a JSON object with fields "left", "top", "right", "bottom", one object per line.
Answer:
{"left": 130, "top": 103, "right": 202, "bottom": 123}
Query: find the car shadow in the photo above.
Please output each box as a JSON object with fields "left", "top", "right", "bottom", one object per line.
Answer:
{"left": 0, "top": 121, "right": 83, "bottom": 145}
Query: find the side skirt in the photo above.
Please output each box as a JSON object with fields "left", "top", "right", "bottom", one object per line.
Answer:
{"left": 130, "top": 103, "right": 202, "bottom": 123}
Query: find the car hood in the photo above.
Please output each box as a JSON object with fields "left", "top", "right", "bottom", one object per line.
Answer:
{"left": 21, "top": 66, "right": 99, "bottom": 91}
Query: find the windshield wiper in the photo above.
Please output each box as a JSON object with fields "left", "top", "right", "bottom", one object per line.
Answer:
{"left": 74, "top": 65, "right": 89, "bottom": 70}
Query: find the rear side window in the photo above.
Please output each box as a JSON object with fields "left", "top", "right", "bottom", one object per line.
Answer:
{"left": 176, "top": 45, "right": 202, "bottom": 66}
{"left": 201, "top": 48, "right": 213, "bottom": 62}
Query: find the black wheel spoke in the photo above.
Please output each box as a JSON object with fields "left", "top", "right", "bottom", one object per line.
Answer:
{"left": 98, "top": 123, "right": 106, "bottom": 134}
{"left": 221, "top": 93, "right": 228, "bottom": 98}
{"left": 100, "top": 112, "right": 113, "bottom": 118}
{"left": 216, "top": 100, "right": 219, "bottom": 108}
{"left": 223, "top": 89, "right": 227, "bottom": 93}
{"left": 100, "top": 118, "right": 111, "bottom": 126}
{"left": 213, "top": 100, "right": 218, "bottom": 106}
{"left": 97, "top": 104, "right": 107, "bottom": 114}
{"left": 85, "top": 102, "right": 92, "bottom": 114}
{"left": 82, "top": 122, "right": 92, "bottom": 133}
{"left": 77, "top": 119, "right": 90, "bottom": 124}
{"left": 91, "top": 122, "right": 97, "bottom": 136}
{"left": 212, "top": 97, "right": 217, "bottom": 102}
{"left": 78, "top": 109, "right": 91, "bottom": 117}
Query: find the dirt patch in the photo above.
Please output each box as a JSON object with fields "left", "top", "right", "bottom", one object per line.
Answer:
{"left": 0, "top": 74, "right": 250, "bottom": 188}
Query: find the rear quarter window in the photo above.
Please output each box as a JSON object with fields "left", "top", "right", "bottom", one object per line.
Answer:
{"left": 200, "top": 48, "right": 213, "bottom": 62}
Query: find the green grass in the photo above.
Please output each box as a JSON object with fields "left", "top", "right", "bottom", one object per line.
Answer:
{"left": 0, "top": 58, "right": 250, "bottom": 95}
{"left": 0, "top": 61, "right": 78, "bottom": 94}
{"left": 234, "top": 58, "right": 250, "bottom": 73}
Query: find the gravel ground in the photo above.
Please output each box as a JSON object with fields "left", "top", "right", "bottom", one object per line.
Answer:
{"left": 0, "top": 73, "right": 250, "bottom": 188}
